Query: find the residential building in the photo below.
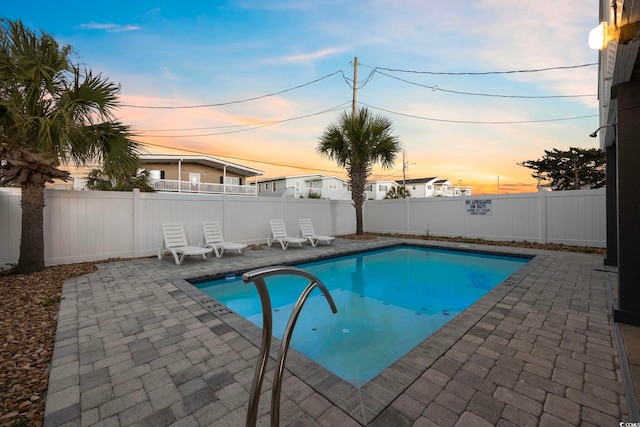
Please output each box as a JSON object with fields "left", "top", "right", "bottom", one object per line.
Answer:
{"left": 253, "top": 174, "right": 351, "bottom": 199}
{"left": 140, "top": 154, "right": 263, "bottom": 196}
{"left": 366, "top": 177, "right": 473, "bottom": 199}
{"left": 365, "top": 180, "right": 399, "bottom": 200}
{"left": 404, "top": 178, "right": 472, "bottom": 197}
{"left": 592, "top": 0, "right": 640, "bottom": 324}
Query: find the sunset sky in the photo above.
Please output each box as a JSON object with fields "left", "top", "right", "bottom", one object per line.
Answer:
{"left": 5, "top": 1, "right": 601, "bottom": 195}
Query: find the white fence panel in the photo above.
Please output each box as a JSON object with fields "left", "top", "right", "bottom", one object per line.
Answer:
{"left": 330, "top": 200, "right": 357, "bottom": 235}
{"left": 136, "top": 192, "right": 227, "bottom": 256}
{"left": 364, "top": 199, "right": 408, "bottom": 234}
{"left": 1, "top": 189, "right": 358, "bottom": 266}
{"left": 408, "top": 198, "right": 462, "bottom": 237}
{"left": 222, "top": 196, "right": 279, "bottom": 243}
{"left": 0, "top": 188, "right": 605, "bottom": 267}
{"left": 44, "top": 190, "right": 135, "bottom": 264}
{"left": 545, "top": 189, "right": 606, "bottom": 246}
{"left": 364, "top": 190, "right": 606, "bottom": 247}
{"left": 463, "top": 194, "right": 540, "bottom": 242}
{"left": 285, "top": 199, "right": 326, "bottom": 230}
{"left": 0, "top": 188, "right": 22, "bottom": 266}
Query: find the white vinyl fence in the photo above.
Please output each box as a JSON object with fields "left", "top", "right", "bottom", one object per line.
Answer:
{"left": 0, "top": 188, "right": 605, "bottom": 267}
{"left": 364, "top": 189, "right": 606, "bottom": 247}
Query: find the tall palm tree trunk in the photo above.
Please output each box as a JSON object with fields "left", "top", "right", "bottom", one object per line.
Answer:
{"left": 18, "top": 183, "right": 45, "bottom": 273}
{"left": 351, "top": 164, "right": 368, "bottom": 235}
{"left": 355, "top": 203, "right": 364, "bottom": 235}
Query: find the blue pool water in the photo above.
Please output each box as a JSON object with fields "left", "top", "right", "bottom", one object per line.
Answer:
{"left": 196, "top": 246, "right": 528, "bottom": 387}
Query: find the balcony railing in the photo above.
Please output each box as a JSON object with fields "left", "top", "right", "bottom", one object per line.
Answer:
{"left": 151, "top": 179, "right": 257, "bottom": 196}
{"left": 434, "top": 187, "right": 471, "bottom": 197}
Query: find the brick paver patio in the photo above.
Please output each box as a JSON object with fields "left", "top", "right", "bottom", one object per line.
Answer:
{"left": 42, "top": 237, "right": 634, "bottom": 426}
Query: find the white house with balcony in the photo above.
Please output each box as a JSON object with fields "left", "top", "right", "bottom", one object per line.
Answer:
{"left": 404, "top": 177, "right": 473, "bottom": 198}
{"left": 366, "top": 177, "right": 473, "bottom": 199}
{"left": 253, "top": 174, "right": 351, "bottom": 199}
{"left": 365, "top": 180, "right": 400, "bottom": 200}
{"left": 140, "top": 154, "right": 264, "bottom": 196}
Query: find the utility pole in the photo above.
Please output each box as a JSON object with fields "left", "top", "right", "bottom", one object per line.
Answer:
{"left": 402, "top": 150, "right": 406, "bottom": 187}
{"left": 352, "top": 56, "right": 358, "bottom": 118}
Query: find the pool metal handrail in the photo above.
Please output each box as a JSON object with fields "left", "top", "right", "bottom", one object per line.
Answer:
{"left": 242, "top": 266, "right": 338, "bottom": 427}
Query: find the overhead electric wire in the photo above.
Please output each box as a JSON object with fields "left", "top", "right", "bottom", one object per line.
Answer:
{"left": 374, "top": 70, "right": 597, "bottom": 99}
{"left": 122, "top": 70, "right": 345, "bottom": 109}
{"left": 124, "top": 59, "right": 600, "bottom": 138}
{"left": 140, "top": 141, "right": 345, "bottom": 175}
{"left": 121, "top": 61, "right": 598, "bottom": 110}
{"left": 360, "top": 62, "right": 598, "bottom": 76}
{"left": 360, "top": 102, "right": 598, "bottom": 124}
{"left": 342, "top": 69, "right": 376, "bottom": 90}
{"left": 136, "top": 101, "right": 351, "bottom": 136}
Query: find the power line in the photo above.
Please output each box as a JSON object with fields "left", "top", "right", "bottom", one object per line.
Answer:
{"left": 360, "top": 62, "right": 598, "bottom": 76}
{"left": 360, "top": 102, "right": 598, "bottom": 124}
{"left": 374, "top": 70, "right": 597, "bottom": 99}
{"left": 120, "top": 61, "right": 598, "bottom": 111}
{"left": 122, "top": 70, "right": 346, "bottom": 109}
{"left": 136, "top": 101, "right": 351, "bottom": 136}
{"left": 140, "top": 142, "right": 346, "bottom": 175}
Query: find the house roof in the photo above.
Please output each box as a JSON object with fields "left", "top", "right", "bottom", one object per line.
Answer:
{"left": 139, "top": 154, "right": 264, "bottom": 177}
{"left": 255, "top": 174, "right": 348, "bottom": 184}
{"left": 400, "top": 177, "right": 439, "bottom": 185}
{"left": 367, "top": 179, "right": 399, "bottom": 185}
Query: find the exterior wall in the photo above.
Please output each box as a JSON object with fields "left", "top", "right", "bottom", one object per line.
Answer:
{"left": 366, "top": 181, "right": 398, "bottom": 200}
{"left": 403, "top": 179, "right": 440, "bottom": 198}
{"left": 0, "top": 188, "right": 605, "bottom": 267}
{"left": 387, "top": 182, "right": 472, "bottom": 198}
{"left": 256, "top": 179, "right": 287, "bottom": 197}
{"left": 143, "top": 162, "right": 245, "bottom": 184}
{"left": 257, "top": 177, "right": 350, "bottom": 200}
{"left": 317, "top": 178, "right": 350, "bottom": 200}
{"left": 407, "top": 182, "right": 430, "bottom": 198}
{"left": 616, "top": 77, "right": 640, "bottom": 317}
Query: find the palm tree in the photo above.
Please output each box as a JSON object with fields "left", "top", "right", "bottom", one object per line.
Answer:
{"left": 0, "top": 19, "right": 140, "bottom": 273}
{"left": 86, "top": 167, "right": 156, "bottom": 192}
{"left": 384, "top": 185, "right": 411, "bottom": 199}
{"left": 317, "top": 107, "right": 400, "bottom": 234}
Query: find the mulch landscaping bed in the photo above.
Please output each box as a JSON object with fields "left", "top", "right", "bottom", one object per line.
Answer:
{"left": 376, "top": 233, "right": 607, "bottom": 254}
{"left": 0, "top": 263, "right": 97, "bottom": 427}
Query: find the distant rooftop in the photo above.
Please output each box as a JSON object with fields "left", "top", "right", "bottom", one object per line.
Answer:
{"left": 140, "top": 154, "right": 264, "bottom": 177}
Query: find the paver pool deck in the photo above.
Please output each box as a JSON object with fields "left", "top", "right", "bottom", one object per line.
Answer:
{"left": 43, "top": 237, "right": 636, "bottom": 426}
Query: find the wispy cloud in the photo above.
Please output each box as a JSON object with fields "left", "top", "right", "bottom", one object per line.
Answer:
{"left": 79, "top": 22, "right": 141, "bottom": 32}
{"left": 264, "top": 47, "right": 346, "bottom": 64}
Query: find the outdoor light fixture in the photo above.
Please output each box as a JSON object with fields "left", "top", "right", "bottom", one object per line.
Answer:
{"left": 589, "top": 124, "right": 616, "bottom": 137}
{"left": 589, "top": 20, "right": 640, "bottom": 49}
{"left": 589, "top": 22, "right": 611, "bottom": 49}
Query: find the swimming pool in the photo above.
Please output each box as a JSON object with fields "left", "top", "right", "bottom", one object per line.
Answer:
{"left": 196, "top": 245, "right": 528, "bottom": 387}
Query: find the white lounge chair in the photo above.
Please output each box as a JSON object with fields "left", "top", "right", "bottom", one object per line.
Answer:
{"left": 299, "top": 218, "right": 335, "bottom": 247}
{"left": 158, "top": 223, "right": 212, "bottom": 265}
{"left": 267, "top": 219, "right": 306, "bottom": 250}
{"left": 202, "top": 221, "right": 247, "bottom": 257}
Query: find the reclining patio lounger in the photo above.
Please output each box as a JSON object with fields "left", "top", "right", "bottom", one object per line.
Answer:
{"left": 158, "top": 223, "right": 212, "bottom": 265}
{"left": 267, "top": 219, "right": 306, "bottom": 250}
{"left": 202, "top": 221, "right": 247, "bottom": 257}
{"left": 299, "top": 218, "right": 335, "bottom": 247}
